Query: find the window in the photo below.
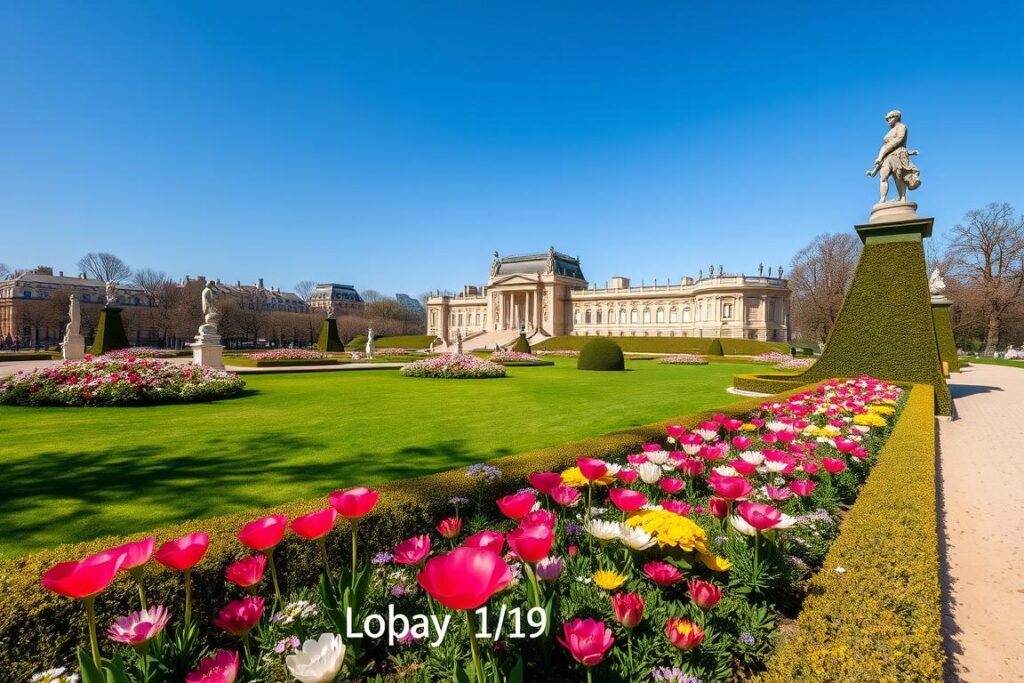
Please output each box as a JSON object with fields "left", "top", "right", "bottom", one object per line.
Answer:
{"left": 596, "top": 309, "right": 603, "bottom": 324}
{"left": 458, "top": 313, "right": 463, "bottom": 326}
{"left": 669, "top": 308, "right": 677, "bottom": 324}
{"left": 643, "top": 309, "right": 651, "bottom": 324}
{"left": 682, "top": 308, "right": 691, "bottom": 323}
{"left": 475, "top": 313, "right": 480, "bottom": 326}
{"left": 723, "top": 303, "right": 734, "bottom": 319}
{"left": 630, "top": 309, "right": 638, "bottom": 324}
{"left": 656, "top": 308, "right": 665, "bottom": 323}
{"left": 619, "top": 309, "right": 627, "bottom": 324}
{"left": 769, "top": 300, "right": 776, "bottom": 322}
{"left": 585, "top": 310, "right": 592, "bottom": 324}
{"left": 23, "top": 290, "right": 31, "bottom": 299}
{"left": 574, "top": 310, "right": 580, "bottom": 324}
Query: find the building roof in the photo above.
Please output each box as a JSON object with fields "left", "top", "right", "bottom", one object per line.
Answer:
{"left": 493, "top": 247, "right": 586, "bottom": 281}
{"left": 310, "top": 283, "right": 363, "bottom": 303}
{"left": 2, "top": 269, "right": 145, "bottom": 293}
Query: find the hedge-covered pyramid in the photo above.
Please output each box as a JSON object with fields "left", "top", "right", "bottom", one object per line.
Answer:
{"left": 90, "top": 307, "right": 129, "bottom": 355}
{"left": 932, "top": 298, "right": 959, "bottom": 373}
{"left": 316, "top": 317, "right": 345, "bottom": 352}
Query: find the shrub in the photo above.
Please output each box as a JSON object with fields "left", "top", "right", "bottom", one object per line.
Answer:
{"left": 510, "top": 333, "right": 532, "bottom": 353}
{"left": 535, "top": 349, "right": 579, "bottom": 357}
{"left": 658, "top": 354, "right": 708, "bottom": 365}
{"left": 758, "top": 384, "right": 943, "bottom": 682}
{"left": 400, "top": 353, "right": 506, "bottom": 378}
{"left": 0, "top": 357, "right": 245, "bottom": 407}
{"left": 535, "top": 336, "right": 783, "bottom": 356}
{"left": 719, "top": 338, "right": 789, "bottom": 355}
{"left": 932, "top": 304, "right": 959, "bottom": 373}
{"left": 316, "top": 318, "right": 345, "bottom": 352}
{"left": 577, "top": 338, "right": 625, "bottom": 371}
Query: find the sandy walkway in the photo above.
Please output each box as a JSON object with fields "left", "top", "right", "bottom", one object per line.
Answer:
{"left": 939, "top": 363, "right": 1024, "bottom": 681}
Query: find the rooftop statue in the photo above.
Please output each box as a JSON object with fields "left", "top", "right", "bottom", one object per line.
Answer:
{"left": 866, "top": 110, "right": 921, "bottom": 203}
{"left": 929, "top": 268, "right": 947, "bottom": 296}
{"left": 104, "top": 280, "right": 118, "bottom": 305}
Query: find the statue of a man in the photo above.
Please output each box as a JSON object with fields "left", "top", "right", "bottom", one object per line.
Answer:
{"left": 202, "top": 281, "right": 221, "bottom": 326}
{"left": 697, "top": 268, "right": 703, "bottom": 280}
{"left": 778, "top": 265, "right": 784, "bottom": 278}
{"left": 867, "top": 110, "right": 921, "bottom": 203}
{"left": 758, "top": 262, "right": 764, "bottom": 276}
{"left": 65, "top": 293, "right": 81, "bottom": 340}
{"left": 104, "top": 280, "right": 118, "bottom": 305}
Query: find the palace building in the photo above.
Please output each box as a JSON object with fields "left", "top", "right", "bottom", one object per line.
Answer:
{"left": 426, "top": 247, "right": 791, "bottom": 350}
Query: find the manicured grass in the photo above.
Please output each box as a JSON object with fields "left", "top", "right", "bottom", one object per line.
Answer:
{"left": 958, "top": 356, "right": 1024, "bottom": 369}
{"left": 0, "top": 357, "right": 759, "bottom": 557}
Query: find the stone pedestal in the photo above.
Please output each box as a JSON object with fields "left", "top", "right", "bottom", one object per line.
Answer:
{"left": 868, "top": 199, "right": 919, "bottom": 225}
{"left": 62, "top": 336, "right": 87, "bottom": 360}
{"left": 191, "top": 333, "right": 224, "bottom": 369}
{"left": 90, "top": 307, "right": 130, "bottom": 355}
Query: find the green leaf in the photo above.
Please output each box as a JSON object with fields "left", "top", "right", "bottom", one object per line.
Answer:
{"left": 77, "top": 647, "right": 106, "bottom": 683}
{"left": 505, "top": 656, "right": 524, "bottom": 683}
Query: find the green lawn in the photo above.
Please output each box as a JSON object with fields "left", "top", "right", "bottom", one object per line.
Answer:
{"left": 0, "top": 357, "right": 758, "bottom": 557}
{"left": 958, "top": 356, "right": 1024, "bottom": 369}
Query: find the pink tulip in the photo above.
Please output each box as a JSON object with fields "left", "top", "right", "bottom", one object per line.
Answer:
{"left": 550, "top": 484, "right": 582, "bottom": 507}
{"left": 186, "top": 650, "right": 239, "bottom": 683}
{"left": 106, "top": 538, "right": 156, "bottom": 573}
{"left": 609, "top": 487, "right": 648, "bottom": 512}
{"left": 237, "top": 515, "right": 288, "bottom": 551}
{"left": 41, "top": 551, "right": 126, "bottom": 600}
{"left": 680, "top": 459, "right": 705, "bottom": 477}
{"left": 437, "top": 517, "right": 463, "bottom": 539}
{"left": 708, "top": 496, "right": 729, "bottom": 519}
{"left": 661, "top": 499, "right": 691, "bottom": 515}
{"left": 496, "top": 492, "right": 537, "bottom": 519}
{"left": 108, "top": 605, "right": 171, "bottom": 646}
{"left": 833, "top": 437, "right": 857, "bottom": 452}
{"left": 417, "top": 547, "right": 513, "bottom": 610}
{"left": 394, "top": 534, "right": 432, "bottom": 565}
{"left": 557, "top": 618, "right": 615, "bottom": 667}
{"left": 666, "top": 618, "right": 704, "bottom": 650}
{"left": 724, "top": 418, "right": 744, "bottom": 431}
{"left": 154, "top": 533, "right": 209, "bottom": 571}
{"left": 729, "top": 459, "right": 758, "bottom": 476}
{"left": 611, "top": 592, "right": 645, "bottom": 628}
{"left": 642, "top": 442, "right": 661, "bottom": 452}
{"left": 666, "top": 424, "right": 686, "bottom": 439}
{"left": 521, "top": 508, "right": 557, "bottom": 529}
{"left": 765, "top": 485, "right": 794, "bottom": 501}
{"left": 737, "top": 502, "right": 792, "bottom": 531}
{"left": 790, "top": 479, "right": 817, "bottom": 497}
{"left": 852, "top": 446, "right": 869, "bottom": 459}
{"left": 329, "top": 486, "right": 380, "bottom": 519}
{"left": 803, "top": 461, "right": 820, "bottom": 475}
{"left": 576, "top": 457, "right": 608, "bottom": 481}
{"left": 290, "top": 508, "right": 337, "bottom": 540}
{"left": 617, "top": 468, "right": 639, "bottom": 484}
{"left": 731, "top": 435, "right": 752, "bottom": 450}
{"left": 750, "top": 418, "right": 765, "bottom": 428}
{"left": 822, "top": 457, "right": 847, "bottom": 474}
{"left": 213, "top": 596, "right": 264, "bottom": 636}
{"left": 528, "top": 472, "right": 564, "bottom": 495}
{"left": 709, "top": 475, "right": 753, "bottom": 500}
{"left": 535, "top": 556, "right": 564, "bottom": 581}
{"left": 626, "top": 454, "right": 647, "bottom": 465}
{"left": 659, "top": 478, "right": 685, "bottom": 494}
{"left": 507, "top": 524, "right": 555, "bottom": 563}
{"left": 688, "top": 579, "right": 723, "bottom": 610}
{"left": 224, "top": 555, "right": 266, "bottom": 588}
{"left": 464, "top": 530, "right": 505, "bottom": 554}
{"left": 643, "top": 561, "right": 684, "bottom": 586}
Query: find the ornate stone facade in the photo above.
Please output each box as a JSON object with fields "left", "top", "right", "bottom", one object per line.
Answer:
{"left": 427, "top": 248, "right": 791, "bottom": 348}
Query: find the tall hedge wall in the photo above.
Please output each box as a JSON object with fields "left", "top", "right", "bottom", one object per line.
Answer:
{"left": 0, "top": 387, "right": 817, "bottom": 678}
{"left": 931, "top": 304, "right": 959, "bottom": 373}
{"left": 742, "top": 239, "right": 951, "bottom": 415}
{"left": 315, "top": 317, "right": 345, "bottom": 352}
{"left": 534, "top": 336, "right": 786, "bottom": 356}
{"left": 758, "top": 384, "right": 944, "bottom": 682}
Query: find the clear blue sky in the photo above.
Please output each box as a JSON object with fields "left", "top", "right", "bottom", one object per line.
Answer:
{"left": 2, "top": 2, "right": 1022, "bottom": 296}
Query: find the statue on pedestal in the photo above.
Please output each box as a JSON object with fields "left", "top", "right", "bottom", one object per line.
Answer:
{"left": 61, "top": 293, "right": 86, "bottom": 360}
{"left": 758, "top": 262, "right": 764, "bottom": 276}
{"left": 104, "top": 281, "right": 118, "bottom": 306}
{"left": 366, "top": 327, "right": 376, "bottom": 359}
{"left": 199, "top": 282, "right": 221, "bottom": 337}
{"left": 867, "top": 110, "right": 921, "bottom": 203}
{"left": 454, "top": 329, "right": 463, "bottom": 355}
{"left": 929, "top": 268, "right": 947, "bottom": 297}
{"left": 778, "top": 265, "right": 784, "bottom": 278}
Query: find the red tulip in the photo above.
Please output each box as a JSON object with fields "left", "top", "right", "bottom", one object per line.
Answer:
{"left": 822, "top": 457, "right": 847, "bottom": 474}
{"left": 643, "top": 560, "right": 684, "bottom": 586}
{"left": 528, "top": 472, "right": 564, "bottom": 494}
{"left": 437, "top": 517, "right": 463, "bottom": 539}
{"left": 186, "top": 649, "right": 239, "bottom": 683}
{"left": 790, "top": 479, "right": 817, "bottom": 497}
{"left": 496, "top": 492, "right": 537, "bottom": 520}
{"left": 329, "top": 486, "right": 380, "bottom": 519}
{"left": 724, "top": 418, "right": 744, "bottom": 431}
{"left": 688, "top": 579, "right": 723, "bottom": 610}
{"left": 237, "top": 515, "right": 288, "bottom": 551}
{"left": 224, "top": 555, "right": 266, "bottom": 588}
{"left": 802, "top": 461, "right": 820, "bottom": 475}
{"left": 106, "top": 538, "right": 156, "bottom": 572}
{"left": 680, "top": 459, "right": 705, "bottom": 477}
{"left": 567, "top": 544, "right": 579, "bottom": 556}
{"left": 41, "top": 551, "right": 126, "bottom": 600}
{"left": 417, "top": 547, "right": 513, "bottom": 610}
{"left": 464, "top": 530, "right": 504, "bottom": 554}
{"left": 394, "top": 534, "right": 432, "bottom": 565}
{"left": 659, "top": 478, "right": 685, "bottom": 495}
{"left": 576, "top": 457, "right": 608, "bottom": 481}
{"left": 609, "top": 487, "right": 648, "bottom": 512}
{"left": 710, "top": 475, "right": 753, "bottom": 500}
{"left": 731, "top": 435, "right": 752, "bottom": 450}
{"left": 506, "top": 524, "right": 555, "bottom": 563}
{"left": 617, "top": 468, "right": 639, "bottom": 484}
{"left": 661, "top": 499, "right": 691, "bottom": 515}
{"left": 665, "top": 617, "right": 705, "bottom": 650}
{"left": 708, "top": 496, "right": 729, "bottom": 519}
{"left": 290, "top": 508, "right": 337, "bottom": 541}
{"left": 212, "top": 596, "right": 264, "bottom": 636}
{"left": 833, "top": 437, "right": 857, "bottom": 453}
{"left": 155, "top": 533, "right": 209, "bottom": 571}
{"left": 737, "top": 501, "right": 794, "bottom": 531}
{"left": 611, "top": 592, "right": 645, "bottom": 629}
{"left": 557, "top": 618, "right": 615, "bottom": 667}
{"left": 550, "top": 485, "right": 581, "bottom": 507}
{"left": 729, "top": 459, "right": 758, "bottom": 476}
{"left": 522, "top": 509, "right": 557, "bottom": 529}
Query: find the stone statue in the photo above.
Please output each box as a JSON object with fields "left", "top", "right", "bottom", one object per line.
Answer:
{"left": 758, "top": 262, "right": 764, "bottom": 276}
{"left": 61, "top": 293, "right": 86, "bottom": 360}
{"left": 697, "top": 268, "right": 703, "bottom": 280}
{"left": 365, "top": 327, "right": 376, "bottom": 359}
{"left": 545, "top": 245, "right": 556, "bottom": 274}
{"left": 454, "top": 328, "right": 463, "bottom": 355}
{"left": 929, "top": 268, "right": 947, "bottom": 296}
{"left": 104, "top": 280, "right": 118, "bottom": 305}
{"left": 866, "top": 109, "right": 921, "bottom": 203}
{"left": 767, "top": 266, "right": 773, "bottom": 277}
{"left": 717, "top": 265, "right": 724, "bottom": 277}
{"left": 490, "top": 251, "right": 500, "bottom": 277}
{"left": 193, "top": 280, "right": 224, "bottom": 368}
{"left": 708, "top": 264, "right": 714, "bottom": 279}
{"left": 778, "top": 265, "right": 784, "bottom": 278}
{"left": 201, "top": 282, "right": 221, "bottom": 330}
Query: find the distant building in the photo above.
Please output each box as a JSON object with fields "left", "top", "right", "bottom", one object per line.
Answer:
{"left": 309, "top": 283, "right": 364, "bottom": 317}
{"left": 426, "top": 247, "right": 791, "bottom": 349}
{"left": 395, "top": 293, "right": 425, "bottom": 316}
{"left": 191, "top": 276, "right": 308, "bottom": 313}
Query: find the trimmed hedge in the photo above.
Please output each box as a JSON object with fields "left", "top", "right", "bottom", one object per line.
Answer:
{"left": 535, "top": 335, "right": 785, "bottom": 356}
{"left": 758, "top": 384, "right": 943, "bottom": 682}
{"left": 732, "top": 372, "right": 806, "bottom": 394}
{"left": 719, "top": 338, "right": 790, "bottom": 355}
{"left": 0, "top": 351, "right": 59, "bottom": 361}
{"left": 316, "top": 317, "right": 345, "bottom": 352}
{"left": 931, "top": 305, "right": 960, "bottom": 373}
{"left": 510, "top": 333, "right": 532, "bottom": 353}
{"left": 740, "top": 240, "right": 952, "bottom": 415}
{"left": 89, "top": 307, "right": 130, "bottom": 355}
{"left": 0, "top": 387, "right": 821, "bottom": 678}
{"left": 577, "top": 338, "right": 625, "bottom": 371}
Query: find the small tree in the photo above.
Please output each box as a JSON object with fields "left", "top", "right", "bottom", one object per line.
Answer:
{"left": 788, "top": 233, "right": 862, "bottom": 343}
{"left": 78, "top": 252, "right": 131, "bottom": 282}
{"left": 295, "top": 280, "right": 316, "bottom": 302}
{"left": 360, "top": 289, "right": 384, "bottom": 304}
{"left": 0, "top": 263, "right": 10, "bottom": 280}
{"left": 132, "top": 268, "right": 172, "bottom": 305}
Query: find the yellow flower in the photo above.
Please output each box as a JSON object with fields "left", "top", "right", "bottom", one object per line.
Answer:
{"left": 740, "top": 423, "right": 758, "bottom": 432}
{"left": 868, "top": 404, "right": 895, "bottom": 416}
{"left": 698, "top": 553, "right": 733, "bottom": 572}
{"left": 625, "top": 509, "right": 709, "bottom": 553}
{"left": 853, "top": 413, "right": 887, "bottom": 427}
{"left": 593, "top": 570, "right": 626, "bottom": 590}
{"left": 560, "top": 466, "right": 616, "bottom": 488}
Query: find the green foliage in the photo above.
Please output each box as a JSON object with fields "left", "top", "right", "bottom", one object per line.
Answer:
{"left": 223, "top": 357, "right": 342, "bottom": 367}
{"left": 706, "top": 338, "right": 725, "bottom": 356}
{"left": 732, "top": 372, "right": 805, "bottom": 394}
{"left": 577, "top": 338, "right": 625, "bottom": 371}
{"left": 89, "top": 308, "right": 130, "bottom": 355}
{"left": 931, "top": 305, "right": 959, "bottom": 373}
{"left": 0, "top": 351, "right": 59, "bottom": 361}
{"left": 316, "top": 318, "right": 345, "bottom": 352}
{"left": 758, "top": 385, "right": 944, "bottom": 683}
{"left": 535, "top": 336, "right": 787, "bottom": 356}
{"left": 510, "top": 333, "right": 532, "bottom": 353}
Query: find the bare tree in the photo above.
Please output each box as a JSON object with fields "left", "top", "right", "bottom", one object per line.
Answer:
{"left": 0, "top": 263, "right": 10, "bottom": 280}
{"left": 946, "top": 202, "right": 1024, "bottom": 354}
{"left": 132, "top": 268, "right": 172, "bottom": 304}
{"left": 294, "top": 280, "right": 316, "bottom": 302}
{"left": 788, "top": 232, "right": 862, "bottom": 343}
{"left": 360, "top": 289, "right": 384, "bottom": 304}
{"left": 78, "top": 252, "right": 131, "bottom": 282}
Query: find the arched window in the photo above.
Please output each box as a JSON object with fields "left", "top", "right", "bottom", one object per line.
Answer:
{"left": 619, "top": 309, "right": 627, "bottom": 324}
{"left": 723, "top": 303, "right": 734, "bottom": 319}
{"left": 769, "top": 300, "right": 776, "bottom": 321}
{"left": 682, "top": 307, "right": 691, "bottom": 323}
{"left": 596, "top": 309, "right": 603, "bottom": 324}
{"left": 669, "top": 307, "right": 678, "bottom": 324}
{"left": 585, "top": 310, "right": 592, "bottom": 324}
{"left": 458, "top": 313, "right": 463, "bottom": 326}
{"left": 643, "top": 309, "right": 651, "bottom": 324}
{"left": 630, "top": 309, "right": 639, "bottom": 324}
{"left": 574, "top": 309, "right": 581, "bottom": 324}
{"left": 656, "top": 308, "right": 665, "bottom": 323}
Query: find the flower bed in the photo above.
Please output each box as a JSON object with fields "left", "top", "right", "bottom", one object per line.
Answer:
{"left": 374, "top": 347, "right": 413, "bottom": 357}
{"left": 752, "top": 351, "right": 791, "bottom": 365}
{"left": 22, "top": 377, "right": 911, "bottom": 681}
{"left": 536, "top": 349, "right": 580, "bottom": 357}
{"left": 772, "top": 358, "right": 815, "bottom": 371}
{"left": 246, "top": 349, "right": 330, "bottom": 361}
{"left": 490, "top": 350, "right": 540, "bottom": 363}
{"left": 401, "top": 353, "right": 506, "bottom": 379}
{"left": 659, "top": 354, "right": 709, "bottom": 365}
{"left": 103, "top": 348, "right": 180, "bottom": 359}
{"left": 0, "top": 357, "right": 245, "bottom": 407}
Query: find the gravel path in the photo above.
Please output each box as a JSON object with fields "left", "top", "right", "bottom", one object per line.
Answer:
{"left": 939, "top": 363, "right": 1024, "bottom": 681}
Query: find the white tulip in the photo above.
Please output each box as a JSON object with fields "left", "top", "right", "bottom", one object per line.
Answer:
{"left": 286, "top": 633, "right": 346, "bottom": 683}
{"left": 712, "top": 465, "right": 739, "bottom": 478}
{"left": 772, "top": 513, "right": 797, "bottom": 530}
{"left": 645, "top": 450, "right": 670, "bottom": 465}
{"left": 763, "top": 459, "right": 788, "bottom": 474}
{"left": 765, "top": 421, "right": 788, "bottom": 433}
{"left": 637, "top": 462, "right": 662, "bottom": 484}
{"left": 739, "top": 450, "right": 764, "bottom": 466}
{"left": 694, "top": 428, "right": 718, "bottom": 442}
{"left": 586, "top": 519, "right": 623, "bottom": 541}
{"left": 619, "top": 525, "right": 656, "bottom": 551}
{"left": 729, "top": 515, "right": 758, "bottom": 537}
{"left": 603, "top": 462, "right": 622, "bottom": 477}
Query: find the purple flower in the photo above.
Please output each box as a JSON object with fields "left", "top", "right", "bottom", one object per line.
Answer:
{"left": 372, "top": 552, "right": 394, "bottom": 565}
{"left": 739, "top": 632, "right": 756, "bottom": 646}
{"left": 390, "top": 584, "right": 408, "bottom": 598}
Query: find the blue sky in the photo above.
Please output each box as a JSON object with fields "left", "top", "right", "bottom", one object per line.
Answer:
{"left": 2, "top": 2, "right": 1022, "bottom": 296}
